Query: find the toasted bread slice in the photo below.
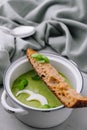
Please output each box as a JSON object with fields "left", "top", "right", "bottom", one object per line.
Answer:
{"left": 26, "top": 48, "right": 87, "bottom": 108}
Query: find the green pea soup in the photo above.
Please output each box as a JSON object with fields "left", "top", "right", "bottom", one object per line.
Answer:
{"left": 11, "top": 69, "right": 72, "bottom": 109}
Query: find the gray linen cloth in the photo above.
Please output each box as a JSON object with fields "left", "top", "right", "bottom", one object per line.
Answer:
{"left": 0, "top": 0, "right": 87, "bottom": 84}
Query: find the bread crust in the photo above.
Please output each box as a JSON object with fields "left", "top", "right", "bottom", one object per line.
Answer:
{"left": 26, "top": 48, "right": 87, "bottom": 108}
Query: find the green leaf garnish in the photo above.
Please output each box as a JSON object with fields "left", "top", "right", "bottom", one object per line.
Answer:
{"left": 41, "top": 104, "right": 57, "bottom": 109}
{"left": 41, "top": 55, "right": 49, "bottom": 63}
{"left": 38, "top": 60, "right": 46, "bottom": 63}
{"left": 32, "top": 74, "right": 40, "bottom": 80}
{"left": 31, "top": 53, "right": 49, "bottom": 63}
{"left": 17, "top": 78, "right": 28, "bottom": 90}
{"left": 31, "top": 53, "right": 42, "bottom": 60}
{"left": 41, "top": 104, "right": 51, "bottom": 109}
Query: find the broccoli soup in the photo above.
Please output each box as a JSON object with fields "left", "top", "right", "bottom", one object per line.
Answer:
{"left": 11, "top": 70, "right": 71, "bottom": 109}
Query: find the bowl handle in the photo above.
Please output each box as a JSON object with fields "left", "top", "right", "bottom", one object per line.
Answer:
{"left": 1, "top": 90, "right": 28, "bottom": 115}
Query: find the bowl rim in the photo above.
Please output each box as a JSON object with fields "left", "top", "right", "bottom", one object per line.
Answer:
{"left": 3, "top": 52, "right": 83, "bottom": 112}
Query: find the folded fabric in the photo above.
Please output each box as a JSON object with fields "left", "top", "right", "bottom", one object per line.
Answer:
{"left": 0, "top": 0, "right": 87, "bottom": 84}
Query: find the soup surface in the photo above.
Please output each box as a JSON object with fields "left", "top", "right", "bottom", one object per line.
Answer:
{"left": 11, "top": 69, "right": 71, "bottom": 109}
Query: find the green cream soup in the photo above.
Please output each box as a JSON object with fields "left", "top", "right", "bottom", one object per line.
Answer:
{"left": 11, "top": 70, "right": 71, "bottom": 109}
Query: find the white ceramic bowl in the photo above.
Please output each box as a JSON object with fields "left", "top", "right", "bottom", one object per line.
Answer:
{"left": 1, "top": 52, "right": 83, "bottom": 128}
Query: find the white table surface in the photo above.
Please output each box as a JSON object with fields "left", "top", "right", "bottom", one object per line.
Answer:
{"left": 0, "top": 72, "right": 87, "bottom": 130}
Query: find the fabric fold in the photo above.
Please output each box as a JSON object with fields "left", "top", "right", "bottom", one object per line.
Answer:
{"left": 0, "top": 0, "right": 87, "bottom": 84}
